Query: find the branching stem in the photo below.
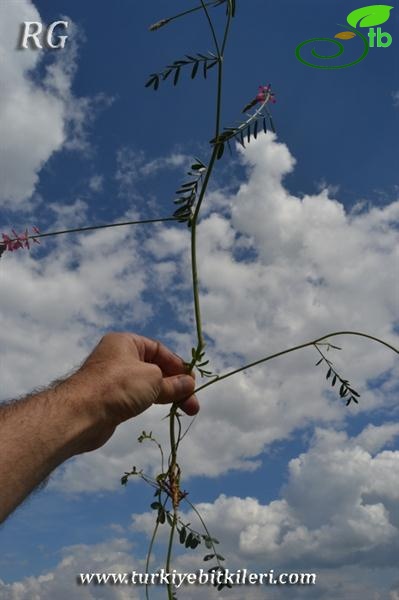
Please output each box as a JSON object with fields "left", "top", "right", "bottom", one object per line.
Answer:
{"left": 2, "top": 217, "right": 180, "bottom": 246}
{"left": 193, "top": 330, "right": 399, "bottom": 395}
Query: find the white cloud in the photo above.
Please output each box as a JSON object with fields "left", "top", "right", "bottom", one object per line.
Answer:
{"left": 0, "top": 1, "right": 109, "bottom": 209}
{"left": 1, "top": 531, "right": 395, "bottom": 600}
{"left": 1, "top": 132, "right": 397, "bottom": 598}
{"left": 43, "top": 133, "right": 399, "bottom": 493}
{"left": 127, "top": 424, "right": 399, "bottom": 599}
{"left": 179, "top": 424, "right": 399, "bottom": 569}
{"left": 0, "top": 216, "right": 152, "bottom": 401}
{"left": 2, "top": 6, "right": 398, "bottom": 599}
{"left": 115, "top": 147, "right": 189, "bottom": 199}
{"left": 47, "top": 198, "right": 89, "bottom": 229}
{"left": 0, "top": 539, "right": 142, "bottom": 600}
{"left": 127, "top": 424, "right": 399, "bottom": 597}
{"left": 140, "top": 153, "right": 187, "bottom": 176}
{"left": 89, "top": 175, "right": 104, "bottom": 193}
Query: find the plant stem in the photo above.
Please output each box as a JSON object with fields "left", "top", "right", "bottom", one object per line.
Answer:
{"left": 189, "top": 1, "right": 229, "bottom": 360}
{"left": 221, "top": 6, "right": 232, "bottom": 54}
{"left": 154, "top": 1, "right": 223, "bottom": 29}
{"left": 145, "top": 519, "right": 161, "bottom": 600}
{"left": 200, "top": 0, "right": 221, "bottom": 56}
{"left": 166, "top": 412, "right": 177, "bottom": 600}
{"left": 184, "top": 497, "right": 224, "bottom": 568}
{"left": 193, "top": 331, "right": 399, "bottom": 394}
{"left": 178, "top": 330, "right": 398, "bottom": 443}
{"left": 189, "top": 147, "right": 218, "bottom": 359}
{"left": 2, "top": 217, "right": 180, "bottom": 245}
{"left": 164, "top": 8, "right": 232, "bottom": 591}
{"left": 165, "top": 517, "right": 176, "bottom": 600}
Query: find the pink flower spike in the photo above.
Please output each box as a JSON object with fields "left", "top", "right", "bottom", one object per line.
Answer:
{"left": 1, "top": 226, "right": 41, "bottom": 253}
{"left": 2, "top": 233, "right": 12, "bottom": 251}
{"left": 23, "top": 229, "right": 30, "bottom": 250}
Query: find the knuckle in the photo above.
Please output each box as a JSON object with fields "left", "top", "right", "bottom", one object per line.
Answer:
{"left": 147, "top": 363, "right": 163, "bottom": 383}
{"left": 100, "top": 331, "right": 119, "bottom": 345}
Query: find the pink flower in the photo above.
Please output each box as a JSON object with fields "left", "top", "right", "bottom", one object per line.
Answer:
{"left": 255, "top": 84, "right": 277, "bottom": 104}
{"left": 0, "top": 227, "right": 40, "bottom": 256}
{"left": 242, "top": 83, "right": 276, "bottom": 113}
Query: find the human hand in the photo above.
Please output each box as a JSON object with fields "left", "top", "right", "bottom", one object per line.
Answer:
{"left": 66, "top": 332, "right": 199, "bottom": 452}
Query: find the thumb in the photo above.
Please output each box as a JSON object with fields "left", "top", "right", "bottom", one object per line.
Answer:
{"left": 156, "top": 374, "right": 195, "bottom": 405}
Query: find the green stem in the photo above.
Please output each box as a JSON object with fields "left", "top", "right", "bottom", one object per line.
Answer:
{"left": 165, "top": 407, "right": 178, "bottom": 600}
{"left": 184, "top": 497, "right": 224, "bottom": 569}
{"left": 200, "top": 0, "right": 221, "bottom": 56}
{"left": 145, "top": 519, "right": 161, "bottom": 600}
{"left": 169, "top": 406, "right": 178, "bottom": 470}
{"left": 165, "top": 525, "right": 176, "bottom": 600}
{"left": 188, "top": 1, "right": 229, "bottom": 362}
{"left": 190, "top": 146, "right": 219, "bottom": 359}
{"left": 165, "top": 512, "right": 176, "bottom": 600}
{"left": 178, "top": 330, "right": 398, "bottom": 443}
{"left": 164, "top": 5, "right": 233, "bottom": 591}
{"left": 193, "top": 331, "right": 399, "bottom": 394}
{"left": 154, "top": 1, "right": 223, "bottom": 28}
{"left": 221, "top": 4, "right": 232, "bottom": 55}
{"left": 3, "top": 217, "right": 180, "bottom": 245}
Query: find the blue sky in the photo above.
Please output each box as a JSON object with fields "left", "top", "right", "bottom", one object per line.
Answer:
{"left": 0, "top": 1, "right": 399, "bottom": 599}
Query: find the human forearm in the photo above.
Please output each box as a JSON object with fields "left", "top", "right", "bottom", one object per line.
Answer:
{"left": 0, "top": 333, "right": 198, "bottom": 523}
{"left": 0, "top": 380, "right": 96, "bottom": 523}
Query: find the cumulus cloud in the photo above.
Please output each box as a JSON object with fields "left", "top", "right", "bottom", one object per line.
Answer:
{"left": 127, "top": 424, "right": 399, "bottom": 598}
{"left": 180, "top": 424, "right": 399, "bottom": 570}
{"left": 0, "top": 0, "right": 109, "bottom": 209}
{"left": 115, "top": 147, "right": 189, "bottom": 199}
{"left": 1, "top": 6, "right": 398, "bottom": 597}
{"left": 0, "top": 539, "right": 142, "bottom": 600}
{"left": 1, "top": 531, "right": 395, "bottom": 600}
{"left": 89, "top": 175, "right": 104, "bottom": 193}
{"left": 0, "top": 216, "right": 152, "bottom": 400}
{"left": 48, "top": 133, "right": 399, "bottom": 493}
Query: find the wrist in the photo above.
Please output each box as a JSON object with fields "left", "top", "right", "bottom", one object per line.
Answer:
{"left": 54, "top": 371, "right": 117, "bottom": 455}
{"left": 33, "top": 384, "right": 94, "bottom": 461}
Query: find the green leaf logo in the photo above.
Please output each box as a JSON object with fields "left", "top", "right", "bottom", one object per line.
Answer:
{"left": 347, "top": 5, "right": 393, "bottom": 28}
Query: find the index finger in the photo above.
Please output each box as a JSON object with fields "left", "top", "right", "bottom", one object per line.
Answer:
{"left": 133, "top": 335, "right": 191, "bottom": 377}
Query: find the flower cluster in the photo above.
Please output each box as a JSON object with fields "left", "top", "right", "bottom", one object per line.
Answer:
{"left": 0, "top": 227, "right": 40, "bottom": 257}
{"left": 256, "top": 83, "right": 277, "bottom": 104}
{"left": 242, "top": 83, "right": 276, "bottom": 113}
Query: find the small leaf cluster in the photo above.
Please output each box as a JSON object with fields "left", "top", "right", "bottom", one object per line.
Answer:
{"left": 173, "top": 517, "right": 230, "bottom": 588}
{"left": 173, "top": 160, "right": 207, "bottom": 225}
{"left": 147, "top": 496, "right": 229, "bottom": 585}
{"left": 210, "top": 112, "right": 275, "bottom": 160}
{"left": 315, "top": 344, "right": 361, "bottom": 406}
{"left": 191, "top": 346, "right": 213, "bottom": 378}
{"left": 138, "top": 430, "right": 154, "bottom": 443}
{"left": 150, "top": 500, "right": 169, "bottom": 524}
{"left": 145, "top": 52, "right": 219, "bottom": 90}
{"left": 121, "top": 465, "right": 141, "bottom": 486}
